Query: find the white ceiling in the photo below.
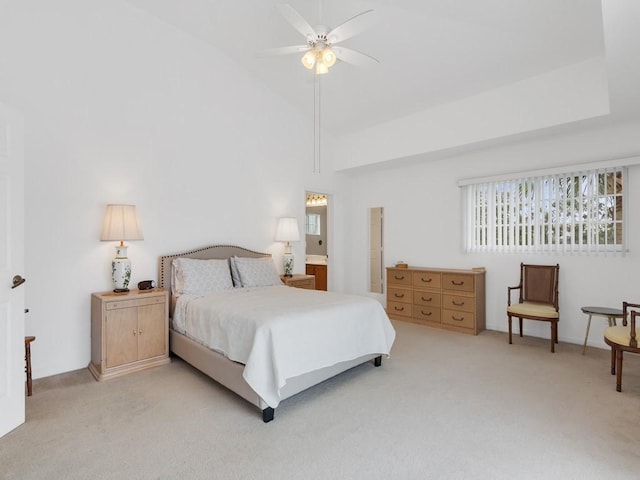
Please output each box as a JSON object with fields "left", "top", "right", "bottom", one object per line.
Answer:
{"left": 126, "top": 0, "right": 607, "bottom": 137}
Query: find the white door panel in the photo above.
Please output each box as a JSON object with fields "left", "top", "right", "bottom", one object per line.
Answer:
{"left": 0, "top": 101, "right": 25, "bottom": 438}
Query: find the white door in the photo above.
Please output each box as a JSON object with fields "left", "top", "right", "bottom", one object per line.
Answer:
{"left": 0, "top": 101, "right": 25, "bottom": 438}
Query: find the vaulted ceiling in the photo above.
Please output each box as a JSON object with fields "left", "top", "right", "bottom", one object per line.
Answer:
{"left": 125, "top": 1, "right": 638, "bottom": 153}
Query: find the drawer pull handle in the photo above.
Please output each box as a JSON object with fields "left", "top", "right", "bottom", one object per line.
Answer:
{"left": 133, "top": 330, "right": 137, "bottom": 336}
{"left": 452, "top": 316, "right": 464, "bottom": 322}
{"left": 394, "top": 306, "right": 405, "bottom": 312}
{"left": 394, "top": 275, "right": 405, "bottom": 280}
{"left": 452, "top": 280, "right": 464, "bottom": 286}
{"left": 394, "top": 293, "right": 405, "bottom": 298}
{"left": 452, "top": 300, "right": 465, "bottom": 306}
{"left": 421, "top": 296, "right": 432, "bottom": 302}
{"left": 421, "top": 278, "right": 432, "bottom": 283}
{"left": 421, "top": 310, "right": 432, "bottom": 316}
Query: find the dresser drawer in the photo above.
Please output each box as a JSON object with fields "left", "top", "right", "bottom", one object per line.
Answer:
{"left": 413, "top": 306, "right": 441, "bottom": 323}
{"left": 412, "top": 290, "right": 441, "bottom": 307}
{"left": 442, "top": 309, "right": 475, "bottom": 329}
{"left": 442, "top": 273, "right": 474, "bottom": 293}
{"left": 387, "top": 301, "right": 411, "bottom": 318}
{"left": 442, "top": 294, "right": 475, "bottom": 313}
{"left": 388, "top": 269, "right": 412, "bottom": 286}
{"left": 412, "top": 271, "right": 441, "bottom": 290}
{"left": 388, "top": 286, "right": 411, "bottom": 304}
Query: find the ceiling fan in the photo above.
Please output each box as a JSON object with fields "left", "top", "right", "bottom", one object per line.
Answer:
{"left": 261, "top": 3, "right": 379, "bottom": 75}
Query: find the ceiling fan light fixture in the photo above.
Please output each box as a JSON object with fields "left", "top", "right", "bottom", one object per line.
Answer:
{"left": 301, "top": 50, "right": 316, "bottom": 69}
{"left": 315, "top": 60, "right": 329, "bottom": 75}
{"left": 321, "top": 47, "right": 336, "bottom": 68}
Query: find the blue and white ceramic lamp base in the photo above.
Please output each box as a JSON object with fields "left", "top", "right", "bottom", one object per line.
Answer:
{"left": 112, "top": 245, "right": 132, "bottom": 291}
{"left": 283, "top": 253, "right": 294, "bottom": 277}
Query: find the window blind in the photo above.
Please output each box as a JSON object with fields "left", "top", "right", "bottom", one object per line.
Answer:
{"left": 462, "top": 166, "right": 626, "bottom": 255}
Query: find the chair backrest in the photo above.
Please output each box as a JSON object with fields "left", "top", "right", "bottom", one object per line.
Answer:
{"left": 520, "top": 263, "right": 559, "bottom": 308}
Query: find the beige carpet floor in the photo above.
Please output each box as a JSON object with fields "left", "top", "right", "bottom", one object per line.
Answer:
{"left": 2, "top": 320, "right": 640, "bottom": 480}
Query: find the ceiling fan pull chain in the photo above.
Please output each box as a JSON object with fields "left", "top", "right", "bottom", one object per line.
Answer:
{"left": 314, "top": 75, "right": 321, "bottom": 174}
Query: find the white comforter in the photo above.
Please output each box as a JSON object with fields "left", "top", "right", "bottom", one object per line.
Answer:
{"left": 173, "top": 285, "right": 396, "bottom": 407}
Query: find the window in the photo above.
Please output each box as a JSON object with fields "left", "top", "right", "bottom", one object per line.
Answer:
{"left": 461, "top": 165, "right": 626, "bottom": 255}
{"left": 306, "top": 213, "right": 321, "bottom": 235}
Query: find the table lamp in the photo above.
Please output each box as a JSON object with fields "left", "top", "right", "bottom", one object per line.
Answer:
{"left": 275, "top": 217, "right": 300, "bottom": 277}
{"left": 100, "top": 204, "right": 144, "bottom": 292}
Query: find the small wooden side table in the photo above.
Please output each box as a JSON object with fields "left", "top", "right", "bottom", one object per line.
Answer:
{"left": 281, "top": 274, "right": 316, "bottom": 290}
{"left": 25, "top": 335, "right": 36, "bottom": 396}
{"left": 581, "top": 306, "right": 624, "bottom": 354}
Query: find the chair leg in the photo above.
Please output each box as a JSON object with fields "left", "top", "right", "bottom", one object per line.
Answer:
{"left": 616, "top": 348, "right": 623, "bottom": 392}
{"left": 550, "top": 322, "right": 555, "bottom": 353}
{"left": 610, "top": 347, "right": 616, "bottom": 375}
{"left": 519, "top": 317, "right": 523, "bottom": 337}
{"left": 508, "top": 315, "right": 513, "bottom": 344}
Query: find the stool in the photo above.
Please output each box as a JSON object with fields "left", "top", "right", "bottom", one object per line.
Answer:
{"left": 24, "top": 335, "right": 36, "bottom": 396}
{"left": 581, "top": 306, "right": 623, "bottom": 355}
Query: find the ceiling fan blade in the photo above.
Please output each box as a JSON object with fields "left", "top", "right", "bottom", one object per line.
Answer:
{"left": 257, "top": 45, "right": 310, "bottom": 57}
{"left": 332, "top": 46, "right": 379, "bottom": 67}
{"left": 277, "top": 4, "right": 317, "bottom": 40}
{"left": 327, "top": 9, "right": 376, "bottom": 44}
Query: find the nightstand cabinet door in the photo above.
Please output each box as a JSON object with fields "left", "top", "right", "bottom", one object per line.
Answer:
{"left": 105, "top": 307, "right": 138, "bottom": 368}
{"left": 137, "top": 303, "right": 167, "bottom": 360}
{"left": 90, "top": 289, "right": 170, "bottom": 381}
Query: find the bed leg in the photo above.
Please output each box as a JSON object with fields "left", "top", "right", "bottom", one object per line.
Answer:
{"left": 374, "top": 356, "right": 382, "bottom": 367}
{"left": 262, "top": 407, "right": 275, "bottom": 423}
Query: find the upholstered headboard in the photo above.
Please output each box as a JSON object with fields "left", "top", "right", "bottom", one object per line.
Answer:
{"left": 158, "top": 244, "right": 271, "bottom": 293}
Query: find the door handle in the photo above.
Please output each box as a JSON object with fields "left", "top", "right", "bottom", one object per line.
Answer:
{"left": 12, "top": 275, "right": 26, "bottom": 289}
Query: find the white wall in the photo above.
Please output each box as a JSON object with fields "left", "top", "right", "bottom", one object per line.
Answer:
{"left": 333, "top": 56, "right": 610, "bottom": 171}
{"left": 340, "top": 121, "right": 640, "bottom": 350}
{"left": 0, "top": 0, "right": 339, "bottom": 378}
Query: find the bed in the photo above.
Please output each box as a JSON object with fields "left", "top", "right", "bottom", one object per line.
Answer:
{"left": 159, "top": 244, "right": 395, "bottom": 422}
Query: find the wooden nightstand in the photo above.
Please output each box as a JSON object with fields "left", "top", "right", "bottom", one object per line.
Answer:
{"left": 281, "top": 274, "right": 316, "bottom": 290}
{"left": 89, "top": 289, "right": 170, "bottom": 381}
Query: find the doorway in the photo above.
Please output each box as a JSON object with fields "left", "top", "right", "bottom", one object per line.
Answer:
{"left": 305, "top": 192, "right": 328, "bottom": 291}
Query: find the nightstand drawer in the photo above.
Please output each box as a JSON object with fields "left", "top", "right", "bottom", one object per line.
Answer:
{"left": 105, "top": 295, "right": 166, "bottom": 311}
{"left": 281, "top": 275, "right": 316, "bottom": 289}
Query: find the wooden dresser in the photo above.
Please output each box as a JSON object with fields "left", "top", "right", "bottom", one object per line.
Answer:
{"left": 386, "top": 266, "right": 486, "bottom": 335}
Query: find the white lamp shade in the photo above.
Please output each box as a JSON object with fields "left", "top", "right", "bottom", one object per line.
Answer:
{"left": 100, "top": 204, "right": 144, "bottom": 241}
{"left": 275, "top": 217, "right": 300, "bottom": 242}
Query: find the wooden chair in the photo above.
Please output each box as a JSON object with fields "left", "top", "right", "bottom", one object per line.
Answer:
{"left": 507, "top": 263, "right": 560, "bottom": 352}
{"left": 604, "top": 302, "right": 640, "bottom": 392}
{"left": 25, "top": 335, "right": 36, "bottom": 396}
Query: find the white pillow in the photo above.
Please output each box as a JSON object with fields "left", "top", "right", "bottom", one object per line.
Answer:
{"left": 172, "top": 258, "right": 233, "bottom": 295}
{"left": 233, "top": 256, "right": 283, "bottom": 288}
